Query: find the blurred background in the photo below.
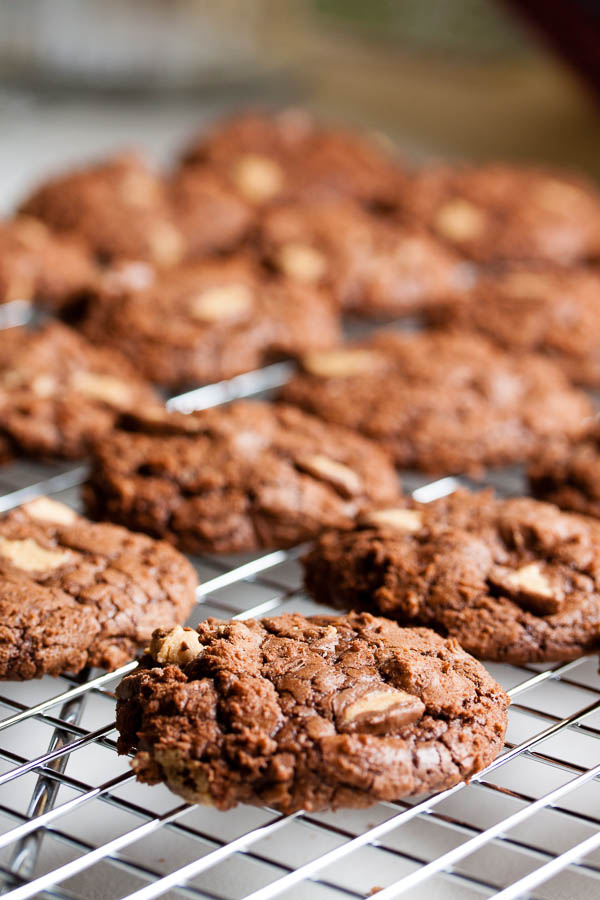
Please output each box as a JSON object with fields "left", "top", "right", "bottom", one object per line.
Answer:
{"left": 1, "top": 0, "right": 599, "bottom": 211}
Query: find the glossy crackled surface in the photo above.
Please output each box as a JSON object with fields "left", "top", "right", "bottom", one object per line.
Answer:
{"left": 116, "top": 613, "right": 508, "bottom": 813}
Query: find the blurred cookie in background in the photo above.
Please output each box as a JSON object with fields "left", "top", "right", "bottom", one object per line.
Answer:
{"left": 0, "top": 216, "right": 97, "bottom": 314}
{"left": 19, "top": 152, "right": 186, "bottom": 267}
{"left": 179, "top": 108, "right": 407, "bottom": 210}
{"left": 403, "top": 163, "right": 600, "bottom": 265}
{"left": 280, "top": 330, "right": 594, "bottom": 474}
{"left": 260, "top": 197, "right": 471, "bottom": 318}
{"left": 0, "top": 321, "right": 160, "bottom": 462}
{"left": 428, "top": 266, "right": 600, "bottom": 387}
{"left": 529, "top": 427, "right": 600, "bottom": 519}
{"left": 168, "top": 167, "right": 255, "bottom": 258}
{"left": 80, "top": 255, "right": 341, "bottom": 388}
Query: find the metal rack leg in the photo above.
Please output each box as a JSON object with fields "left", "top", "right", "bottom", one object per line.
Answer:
{"left": 6, "top": 671, "right": 91, "bottom": 881}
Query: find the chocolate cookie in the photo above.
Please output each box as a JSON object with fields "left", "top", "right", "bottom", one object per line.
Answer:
{"left": 0, "top": 321, "right": 160, "bottom": 461}
{"left": 0, "top": 496, "right": 197, "bottom": 679}
{"left": 0, "top": 216, "right": 97, "bottom": 313}
{"left": 303, "top": 490, "right": 600, "bottom": 663}
{"left": 528, "top": 429, "right": 600, "bottom": 518}
{"left": 180, "top": 108, "right": 405, "bottom": 209}
{"left": 429, "top": 267, "right": 600, "bottom": 387}
{"left": 260, "top": 199, "right": 469, "bottom": 318}
{"left": 168, "top": 168, "right": 254, "bottom": 258}
{"left": 279, "top": 331, "right": 593, "bottom": 474}
{"left": 19, "top": 152, "right": 186, "bottom": 267}
{"left": 404, "top": 164, "right": 600, "bottom": 265}
{"left": 84, "top": 401, "right": 401, "bottom": 554}
{"left": 116, "top": 612, "right": 509, "bottom": 812}
{"left": 80, "top": 256, "right": 340, "bottom": 388}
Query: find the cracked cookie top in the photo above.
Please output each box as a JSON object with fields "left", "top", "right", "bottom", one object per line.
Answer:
{"left": 303, "top": 489, "right": 600, "bottom": 663}
{"left": 84, "top": 400, "right": 401, "bottom": 554}
{"left": 0, "top": 497, "right": 198, "bottom": 679}
{"left": 116, "top": 611, "right": 508, "bottom": 812}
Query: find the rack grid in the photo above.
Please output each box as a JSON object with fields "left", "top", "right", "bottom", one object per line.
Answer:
{"left": 0, "top": 349, "right": 599, "bottom": 900}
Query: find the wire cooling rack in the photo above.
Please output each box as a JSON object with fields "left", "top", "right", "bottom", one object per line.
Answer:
{"left": 0, "top": 347, "right": 600, "bottom": 900}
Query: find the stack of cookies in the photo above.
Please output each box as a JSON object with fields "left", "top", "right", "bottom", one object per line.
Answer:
{"left": 3, "top": 107, "right": 600, "bottom": 814}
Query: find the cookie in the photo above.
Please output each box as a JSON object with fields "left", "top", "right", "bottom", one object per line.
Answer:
{"left": 428, "top": 267, "right": 600, "bottom": 387}
{"left": 528, "top": 429, "right": 600, "bottom": 519}
{"left": 83, "top": 401, "right": 401, "bottom": 554}
{"left": 279, "top": 330, "right": 593, "bottom": 474}
{"left": 115, "top": 612, "right": 509, "bottom": 812}
{"left": 169, "top": 168, "right": 254, "bottom": 257}
{"left": 0, "top": 496, "right": 197, "bottom": 679}
{"left": 0, "top": 216, "right": 97, "bottom": 313}
{"left": 260, "top": 199, "right": 470, "bottom": 317}
{"left": 180, "top": 108, "right": 405, "bottom": 209}
{"left": 80, "top": 256, "right": 341, "bottom": 388}
{"left": 19, "top": 152, "right": 186, "bottom": 267}
{"left": 0, "top": 321, "right": 160, "bottom": 461}
{"left": 304, "top": 489, "right": 600, "bottom": 663}
{"left": 404, "top": 164, "right": 600, "bottom": 265}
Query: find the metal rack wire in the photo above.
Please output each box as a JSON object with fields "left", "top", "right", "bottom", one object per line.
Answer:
{"left": 0, "top": 354, "right": 600, "bottom": 900}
